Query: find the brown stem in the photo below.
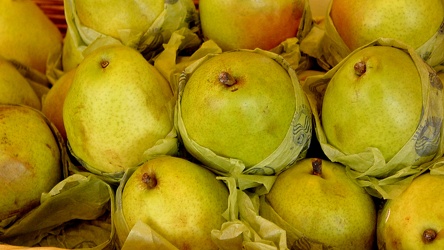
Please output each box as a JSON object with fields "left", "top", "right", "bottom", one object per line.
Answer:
{"left": 101, "top": 60, "right": 109, "bottom": 69}
{"left": 354, "top": 61, "right": 366, "bottom": 76}
{"left": 142, "top": 172, "right": 157, "bottom": 189}
{"left": 312, "top": 158, "right": 322, "bottom": 176}
{"left": 422, "top": 229, "right": 437, "bottom": 244}
{"left": 219, "top": 71, "right": 236, "bottom": 86}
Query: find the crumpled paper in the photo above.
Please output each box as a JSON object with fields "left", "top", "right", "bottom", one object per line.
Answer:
{"left": 62, "top": 0, "right": 200, "bottom": 71}
{"left": 300, "top": 0, "right": 444, "bottom": 70}
{"left": 303, "top": 38, "right": 444, "bottom": 199}
{"left": 0, "top": 173, "right": 115, "bottom": 250}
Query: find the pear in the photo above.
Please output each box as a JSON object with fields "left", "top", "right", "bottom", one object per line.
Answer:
{"left": 42, "top": 68, "right": 77, "bottom": 141}
{"left": 180, "top": 50, "right": 300, "bottom": 169}
{"left": 0, "top": 58, "right": 41, "bottom": 110}
{"left": 63, "top": 45, "right": 175, "bottom": 175}
{"left": 262, "top": 158, "right": 376, "bottom": 249}
{"left": 121, "top": 155, "right": 229, "bottom": 250}
{"left": 330, "top": 0, "right": 444, "bottom": 52}
{"left": 377, "top": 172, "right": 444, "bottom": 249}
{"left": 74, "top": 0, "right": 164, "bottom": 40}
{"left": 321, "top": 45, "right": 422, "bottom": 162}
{"left": 0, "top": 104, "right": 62, "bottom": 222}
{"left": 0, "top": 0, "right": 63, "bottom": 74}
{"left": 199, "top": 0, "right": 306, "bottom": 51}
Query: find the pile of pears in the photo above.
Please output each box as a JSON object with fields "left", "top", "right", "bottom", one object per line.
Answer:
{"left": 1, "top": 0, "right": 444, "bottom": 249}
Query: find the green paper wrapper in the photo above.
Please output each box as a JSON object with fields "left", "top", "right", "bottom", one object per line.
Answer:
{"left": 62, "top": 0, "right": 200, "bottom": 71}
{"left": 301, "top": 0, "right": 444, "bottom": 70}
{"left": 303, "top": 38, "right": 444, "bottom": 199}
{"left": 67, "top": 127, "right": 179, "bottom": 185}
{"left": 0, "top": 172, "right": 115, "bottom": 250}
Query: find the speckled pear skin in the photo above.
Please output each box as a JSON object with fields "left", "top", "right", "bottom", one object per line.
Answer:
{"left": 321, "top": 46, "right": 422, "bottom": 162}
{"left": 63, "top": 45, "right": 175, "bottom": 174}
{"left": 0, "top": 105, "right": 62, "bottom": 221}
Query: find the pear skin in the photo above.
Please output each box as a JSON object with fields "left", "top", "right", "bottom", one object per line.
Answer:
{"left": 181, "top": 51, "right": 296, "bottom": 167}
{"left": 42, "top": 68, "right": 77, "bottom": 141}
{"left": 122, "top": 156, "right": 228, "bottom": 250}
{"left": 74, "top": 0, "right": 164, "bottom": 39}
{"left": 264, "top": 158, "right": 376, "bottom": 249}
{"left": 0, "top": 58, "right": 41, "bottom": 110}
{"left": 199, "top": 0, "right": 305, "bottom": 51}
{"left": 63, "top": 45, "right": 175, "bottom": 174}
{"left": 0, "top": 105, "right": 62, "bottom": 222}
{"left": 330, "top": 0, "right": 444, "bottom": 51}
{"left": 0, "top": 0, "right": 63, "bottom": 74}
{"left": 377, "top": 172, "right": 444, "bottom": 249}
{"left": 321, "top": 46, "right": 422, "bottom": 162}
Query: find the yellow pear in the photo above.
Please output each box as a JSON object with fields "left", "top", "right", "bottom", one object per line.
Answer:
{"left": 63, "top": 45, "right": 175, "bottom": 175}
{"left": 121, "top": 156, "right": 229, "bottom": 250}
{"left": 199, "top": 0, "right": 306, "bottom": 51}
{"left": 0, "top": 0, "right": 63, "bottom": 74}
{"left": 42, "top": 68, "right": 77, "bottom": 141}
{"left": 330, "top": 0, "right": 444, "bottom": 51}
{"left": 74, "top": 0, "right": 164, "bottom": 40}
{"left": 262, "top": 158, "right": 376, "bottom": 249}
{"left": 0, "top": 58, "right": 41, "bottom": 110}
{"left": 0, "top": 104, "right": 62, "bottom": 222}
{"left": 377, "top": 172, "right": 444, "bottom": 249}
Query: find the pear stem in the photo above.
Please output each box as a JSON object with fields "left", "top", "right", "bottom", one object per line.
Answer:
{"left": 142, "top": 172, "right": 157, "bottom": 189}
{"left": 101, "top": 60, "right": 109, "bottom": 69}
{"left": 219, "top": 71, "right": 236, "bottom": 86}
{"left": 311, "top": 158, "right": 322, "bottom": 176}
{"left": 354, "top": 61, "right": 366, "bottom": 76}
{"left": 422, "top": 229, "right": 437, "bottom": 244}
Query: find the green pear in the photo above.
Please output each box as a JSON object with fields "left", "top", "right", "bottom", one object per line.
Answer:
{"left": 262, "top": 158, "right": 376, "bottom": 249}
{"left": 121, "top": 155, "right": 229, "bottom": 250}
{"left": 330, "top": 0, "right": 444, "bottom": 52}
{"left": 0, "top": 0, "right": 63, "bottom": 74}
{"left": 63, "top": 45, "right": 175, "bottom": 175}
{"left": 0, "top": 58, "right": 41, "bottom": 110}
{"left": 377, "top": 172, "right": 444, "bottom": 249}
{"left": 321, "top": 45, "right": 422, "bottom": 162}
{"left": 180, "top": 51, "right": 297, "bottom": 168}
{"left": 0, "top": 104, "right": 62, "bottom": 222}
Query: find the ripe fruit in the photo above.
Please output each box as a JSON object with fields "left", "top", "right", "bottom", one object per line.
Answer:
{"left": 178, "top": 50, "right": 312, "bottom": 173}
{"left": 42, "top": 68, "right": 76, "bottom": 141}
{"left": 121, "top": 156, "right": 229, "bottom": 250}
{"left": 199, "top": 0, "right": 307, "bottom": 51}
{"left": 62, "top": 0, "right": 199, "bottom": 70}
{"left": 321, "top": 45, "right": 422, "bottom": 162}
{"left": 331, "top": 0, "right": 444, "bottom": 51}
{"left": 0, "top": 104, "right": 62, "bottom": 223}
{"left": 261, "top": 158, "right": 376, "bottom": 249}
{"left": 0, "top": 58, "right": 41, "bottom": 110}
{"left": 330, "top": 0, "right": 444, "bottom": 66}
{"left": 0, "top": 0, "right": 63, "bottom": 74}
{"left": 377, "top": 172, "right": 444, "bottom": 249}
{"left": 63, "top": 45, "right": 176, "bottom": 175}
